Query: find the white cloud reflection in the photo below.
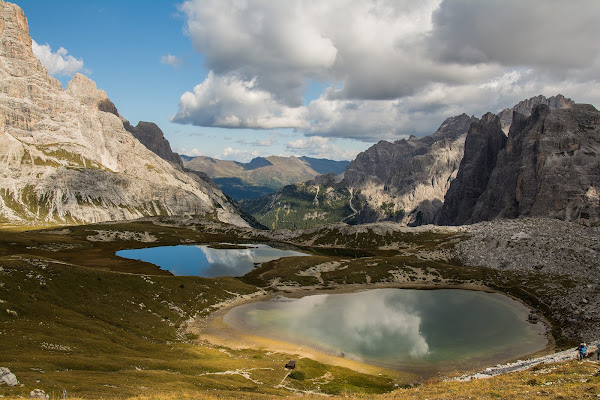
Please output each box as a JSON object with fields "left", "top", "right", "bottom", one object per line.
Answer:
{"left": 269, "top": 289, "right": 430, "bottom": 360}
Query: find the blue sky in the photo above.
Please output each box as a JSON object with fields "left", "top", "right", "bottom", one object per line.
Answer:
{"left": 16, "top": 0, "right": 600, "bottom": 162}
{"left": 17, "top": 0, "right": 372, "bottom": 161}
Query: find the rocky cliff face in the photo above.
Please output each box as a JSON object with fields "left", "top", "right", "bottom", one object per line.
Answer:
{"left": 123, "top": 120, "right": 184, "bottom": 169}
{"left": 442, "top": 104, "right": 600, "bottom": 225}
{"left": 0, "top": 1, "right": 250, "bottom": 227}
{"left": 498, "top": 94, "right": 574, "bottom": 132}
{"left": 342, "top": 113, "right": 478, "bottom": 225}
{"left": 437, "top": 113, "right": 507, "bottom": 225}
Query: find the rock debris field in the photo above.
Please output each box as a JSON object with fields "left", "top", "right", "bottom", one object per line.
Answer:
{"left": 457, "top": 218, "right": 600, "bottom": 341}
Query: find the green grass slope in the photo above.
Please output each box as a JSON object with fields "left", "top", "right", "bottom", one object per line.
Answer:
{"left": 184, "top": 156, "right": 348, "bottom": 201}
{"left": 242, "top": 182, "right": 359, "bottom": 229}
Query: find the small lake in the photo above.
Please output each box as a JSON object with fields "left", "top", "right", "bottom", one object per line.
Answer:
{"left": 116, "top": 244, "right": 307, "bottom": 277}
{"left": 224, "top": 288, "right": 547, "bottom": 374}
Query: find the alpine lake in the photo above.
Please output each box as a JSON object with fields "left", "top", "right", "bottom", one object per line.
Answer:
{"left": 117, "top": 244, "right": 548, "bottom": 376}
{"left": 224, "top": 288, "right": 548, "bottom": 375}
{"left": 116, "top": 243, "right": 309, "bottom": 278}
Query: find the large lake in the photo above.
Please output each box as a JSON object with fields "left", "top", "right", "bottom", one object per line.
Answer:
{"left": 224, "top": 288, "right": 547, "bottom": 374}
{"left": 116, "top": 244, "right": 307, "bottom": 277}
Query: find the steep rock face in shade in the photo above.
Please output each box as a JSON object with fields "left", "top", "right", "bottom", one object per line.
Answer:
{"left": 342, "top": 113, "right": 478, "bottom": 225}
{"left": 0, "top": 1, "right": 251, "bottom": 227}
{"left": 498, "top": 94, "right": 574, "bottom": 133}
{"left": 123, "top": 120, "right": 184, "bottom": 169}
{"left": 460, "top": 104, "right": 600, "bottom": 225}
{"left": 437, "top": 113, "right": 508, "bottom": 225}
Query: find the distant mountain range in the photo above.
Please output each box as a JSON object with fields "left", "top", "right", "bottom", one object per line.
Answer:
{"left": 244, "top": 94, "right": 599, "bottom": 230}
{"left": 183, "top": 155, "right": 349, "bottom": 201}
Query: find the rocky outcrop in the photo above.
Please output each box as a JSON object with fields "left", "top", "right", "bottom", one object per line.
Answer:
{"left": 444, "top": 104, "right": 600, "bottom": 225}
{"left": 123, "top": 120, "right": 184, "bottom": 169}
{"left": 498, "top": 94, "right": 574, "bottom": 132}
{"left": 0, "top": 1, "right": 250, "bottom": 227}
{"left": 0, "top": 367, "right": 18, "bottom": 386}
{"left": 438, "top": 113, "right": 507, "bottom": 225}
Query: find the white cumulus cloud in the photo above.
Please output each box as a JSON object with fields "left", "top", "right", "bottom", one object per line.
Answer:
{"left": 286, "top": 136, "right": 360, "bottom": 161}
{"left": 31, "top": 39, "right": 85, "bottom": 77}
{"left": 173, "top": 0, "right": 600, "bottom": 141}
{"left": 171, "top": 72, "right": 309, "bottom": 129}
{"left": 161, "top": 54, "right": 181, "bottom": 67}
{"left": 221, "top": 146, "right": 261, "bottom": 162}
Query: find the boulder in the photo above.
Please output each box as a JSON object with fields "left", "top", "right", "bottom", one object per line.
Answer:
{"left": 0, "top": 367, "right": 18, "bottom": 386}
{"left": 30, "top": 389, "right": 49, "bottom": 399}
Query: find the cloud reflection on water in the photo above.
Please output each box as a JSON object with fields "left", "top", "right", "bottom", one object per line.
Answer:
{"left": 227, "top": 289, "right": 549, "bottom": 372}
{"left": 116, "top": 244, "right": 307, "bottom": 277}
{"left": 267, "top": 290, "right": 429, "bottom": 360}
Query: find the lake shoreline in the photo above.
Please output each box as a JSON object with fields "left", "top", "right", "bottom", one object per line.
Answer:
{"left": 186, "top": 281, "right": 555, "bottom": 382}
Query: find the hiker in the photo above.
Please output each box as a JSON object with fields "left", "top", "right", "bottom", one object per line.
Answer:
{"left": 597, "top": 343, "right": 600, "bottom": 360}
{"left": 577, "top": 343, "right": 587, "bottom": 360}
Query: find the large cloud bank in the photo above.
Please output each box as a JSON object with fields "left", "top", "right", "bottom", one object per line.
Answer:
{"left": 172, "top": 0, "right": 600, "bottom": 141}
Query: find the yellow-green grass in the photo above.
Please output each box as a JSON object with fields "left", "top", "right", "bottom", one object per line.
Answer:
{"left": 0, "top": 220, "right": 408, "bottom": 398}
{"left": 0, "top": 218, "right": 585, "bottom": 398}
{"left": 3, "top": 360, "right": 599, "bottom": 399}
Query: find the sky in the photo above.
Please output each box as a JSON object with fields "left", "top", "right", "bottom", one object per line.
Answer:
{"left": 16, "top": 0, "right": 600, "bottom": 162}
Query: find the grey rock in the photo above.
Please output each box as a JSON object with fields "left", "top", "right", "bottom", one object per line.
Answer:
{"left": 438, "top": 112, "right": 507, "bottom": 225}
{"left": 248, "top": 113, "right": 476, "bottom": 228}
{"left": 456, "top": 218, "right": 600, "bottom": 340}
{"left": 498, "top": 94, "right": 575, "bottom": 132}
{"left": 0, "top": 367, "right": 18, "bottom": 386}
{"left": 528, "top": 313, "right": 539, "bottom": 323}
{"left": 123, "top": 121, "right": 184, "bottom": 169}
{"left": 335, "top": 113, "right": 477, "bottom": 225}
{"left": 468, "top": 104, "right": 600, "bottom": 225}
{"left": 30, "top": 389, "right": 49, "bottom": 399}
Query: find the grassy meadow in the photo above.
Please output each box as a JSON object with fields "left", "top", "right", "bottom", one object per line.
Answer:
{"left": 0, "top": 217, "right": 589, "bottom": 398}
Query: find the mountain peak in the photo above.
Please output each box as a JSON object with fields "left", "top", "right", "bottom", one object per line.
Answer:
{"left": 498, "top": 94, "right": 575, "bottom": 132}
{"left": 243, "top": 157, "right": 273, "bottom": 170}
{"left": 66, "top": 73, "right": 110, "bottom": 109}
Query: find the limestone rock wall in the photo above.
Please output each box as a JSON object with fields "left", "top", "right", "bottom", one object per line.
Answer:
{"left": 123, "top": 120, "right": 185, "bottom": 169}
{"left": 438, "top": 113, "right": 507, "bottom": 225}
{"left": 498, "top": 94, "right": 574, "bottom": 133}
{"left": 442, "top": 104, "right": 600, "bottom": 226}
{"left": 0, "top": 1, "right": 249, "bottom": 227}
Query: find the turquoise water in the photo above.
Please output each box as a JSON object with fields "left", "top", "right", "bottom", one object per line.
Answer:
{"left": 224, "top": 289, "right": 547, "bottom": 374}
{"left": 116, "top": 244, "right": 307, "bottom": 277}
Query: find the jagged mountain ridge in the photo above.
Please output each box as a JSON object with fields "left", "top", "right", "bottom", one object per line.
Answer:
{"left": 245, "top": 95, "right": 579, "bottom": 229}
{"left": 184, "top": 155, "right": 349, "bottom": 201}
{"left": 0, "top": 1, "right": 250, "bottom": 227}
{"left": 441, "top": 104, "right": 600, "bottom": 225}
{"left": 498, "top": 94, "right": 574, "bottom": 133}
{"left": 244, "top": 114, "right": 477, "bottom": 229}
{"left": 343, "top": 113, "right": 477, "bottom": 225}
